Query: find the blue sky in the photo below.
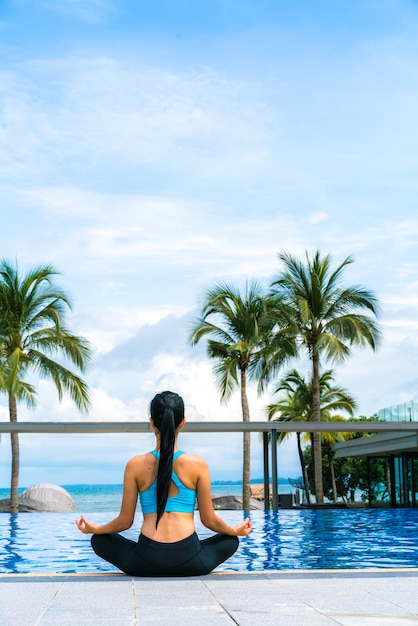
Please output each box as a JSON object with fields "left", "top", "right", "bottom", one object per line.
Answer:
{"left": 1, "top": 0, "right": 418, "bottom": 488}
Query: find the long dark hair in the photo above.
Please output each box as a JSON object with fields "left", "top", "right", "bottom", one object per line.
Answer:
{"left": 150, "top": 390, "right": 185, "bottom": 527}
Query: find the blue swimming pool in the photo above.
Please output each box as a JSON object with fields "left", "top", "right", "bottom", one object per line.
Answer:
{"left": 1, "top": 509, "right": 418, "bottom": 574}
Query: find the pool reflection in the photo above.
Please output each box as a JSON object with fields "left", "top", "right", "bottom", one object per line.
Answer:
{"left": 2, "top": 514, "right": 25, "bottom": 573}
{"left": 238, "top": 508, "right": 418, "bottom": 570}
{"left": 1, "top": 509, "right": 418, "bottom": 574}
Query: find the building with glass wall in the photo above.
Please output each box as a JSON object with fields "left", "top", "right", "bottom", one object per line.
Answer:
{"left": 333, "top": 400, "right": 418, "bottom": 507}
{"left": 378, "top": 400, "right": 418, "bottom": 423}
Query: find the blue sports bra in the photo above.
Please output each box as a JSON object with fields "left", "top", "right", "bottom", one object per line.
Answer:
{"left": 139, "top": 450, "right": 196, "bottom": 514}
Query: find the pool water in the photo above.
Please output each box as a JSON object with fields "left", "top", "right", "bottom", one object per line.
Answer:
{"left": 1, "top": 509, "right": 418, "bottom": 574}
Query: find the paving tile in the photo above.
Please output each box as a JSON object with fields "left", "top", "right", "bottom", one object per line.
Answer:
{"left": 40, "top": 617, "right": 132, "bottom": 626}
{"left": 204, "top": 578, "right": 338, "bottom": 625}
{"left": 39, "top": 580, "right": 135, "bottom": 625}
{"left": 2, "top": 570, "right": 418, "bottom": 626}
{"left": 330, "top": 616, "right": 418, "bottom": 625}
{"left": 135, "top": 577, "right": 234, "bottom": 624}
{"left": 271, "top": 578, "right": 411, "bottom": 616}
{"left": 346, "top": 577, "right": 418, "bottom": 613}
{"left": 135, "top": 606, "right": 235, "bottom": 625}
{"left": 0, "top": 582, "right": 61, "bottom": 626}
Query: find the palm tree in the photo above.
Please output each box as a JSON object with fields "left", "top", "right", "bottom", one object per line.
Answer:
{"left": 271, "top": 251, "right": 380, "bottom": 504}
{"left": 320, "top": 418, "right": 354, "bottom": 503}
{"left": 266, "top": 371, "right": 312, "bottom": 504}
{"left": 266, "top": 369, "right": 357, "bottom": 504}
{"left": 190, "top": 281, "right": 295, "bottom": 509}
{"left": 0, "top": 261, "right": 92, "bottom": 512}
{"left": 270, "top": 250, "right": 380, "bottom": 504}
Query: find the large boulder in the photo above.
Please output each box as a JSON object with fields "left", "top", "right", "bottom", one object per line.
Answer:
{"left": 212, "top": 495, "right": 264, "bottom": 510}
{"left": 20, "top": 483, "right": 76, "bottom": 511}
{"left": 0, "top": 483, "right": 76, "bottom": 512}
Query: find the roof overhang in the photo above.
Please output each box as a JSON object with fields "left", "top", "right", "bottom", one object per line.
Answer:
{"left": 333, "top": 432, "right": 418, "bottom": 458}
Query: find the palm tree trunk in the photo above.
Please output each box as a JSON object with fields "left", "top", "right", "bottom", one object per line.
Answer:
{"left": 297, "top": 432, "right": 311, "bottom": 504}
{"left": 311, "top": 353, "right": 324, "bottom": 504}
{"left": 9, "top": 395, "right": 19, "bottom": 513}
{"left": 240, "top": 368, "right": 251, "bottom": 510}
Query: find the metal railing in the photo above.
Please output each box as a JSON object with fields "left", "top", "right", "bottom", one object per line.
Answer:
{"left": 2, "top": 421, "right": 418, "bottom": 434}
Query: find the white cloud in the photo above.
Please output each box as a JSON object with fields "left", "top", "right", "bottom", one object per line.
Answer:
{"left": 0, "top": 57, "right": 272, "bottom": 186}
{"left": 308, "top": 212, "right": 329, "bottom": 225}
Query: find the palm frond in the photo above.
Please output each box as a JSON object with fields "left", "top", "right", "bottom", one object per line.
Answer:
{"left": 189, "top": 280, "right": 294, "bottom": 405}
{"left": 0, "top": 260, "right": 91, "bottom": 413}
{"left": 30, "top": 350, "right": 91, "bottom": 412}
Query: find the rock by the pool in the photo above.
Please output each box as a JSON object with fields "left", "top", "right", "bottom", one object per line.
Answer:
{"left": 0, "top": 483, "right": 76, "bottom": 512}
{"left": 212, "top": 494, "right": 264, "bottom": 510}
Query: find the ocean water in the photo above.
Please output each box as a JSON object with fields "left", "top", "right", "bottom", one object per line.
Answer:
{"left": 0, "top": 482, "right": 295, "bottom": 513}
{"left": 68, "top": 482, "right": 247, "bottom": 512}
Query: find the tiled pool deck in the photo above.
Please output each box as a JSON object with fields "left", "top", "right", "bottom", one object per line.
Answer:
{"left": 1, "top": 569, "right": 418, "bottom": 625}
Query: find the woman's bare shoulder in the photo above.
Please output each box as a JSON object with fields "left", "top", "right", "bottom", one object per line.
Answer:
{"left": 178, "top": 452, "right": 208, "bottom": 469}
{"left": 126, "top": 452, "right": 156, "bottom": 469}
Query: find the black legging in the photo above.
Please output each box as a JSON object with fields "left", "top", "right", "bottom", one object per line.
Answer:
{"left": 91, "top": 531, "right": 239, "bottom": 577}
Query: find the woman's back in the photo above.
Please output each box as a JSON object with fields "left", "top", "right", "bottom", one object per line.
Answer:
{"left": 135, "top": 450, "right": 200, "bottom": 542}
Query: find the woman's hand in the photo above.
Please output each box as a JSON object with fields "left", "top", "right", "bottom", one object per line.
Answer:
{"left": 75, "top": 515, "right": 99, "bottom": 535}
{"left": 233, "top": 517, "right": 253, "bottom": 537}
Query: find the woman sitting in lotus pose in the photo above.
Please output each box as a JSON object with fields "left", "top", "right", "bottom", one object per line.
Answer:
{"left": 76, "top": 390, "right": 252, "bottom": 576}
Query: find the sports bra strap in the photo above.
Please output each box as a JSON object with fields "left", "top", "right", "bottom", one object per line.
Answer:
{"left": 150, "top": 450, "right": 184, "bottom": 461}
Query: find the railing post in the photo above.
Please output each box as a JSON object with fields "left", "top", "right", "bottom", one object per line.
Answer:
{"left": 263, "top": 432, "right": 269, "bottom": 510}
{"left": 271, "top": 428, "right": 278, "bottom": 510}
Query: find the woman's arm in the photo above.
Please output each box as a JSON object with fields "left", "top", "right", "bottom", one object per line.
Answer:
{"left": 196, "top": 458, "right": 252, "bottom": 537}
{"left": 76, "top": 458, "right": 139, "bottom": 535}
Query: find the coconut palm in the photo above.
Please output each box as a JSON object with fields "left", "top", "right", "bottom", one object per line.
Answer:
{"left": 266, "top": 369, "right": 314, "bottom": 504}
{"left": 190, "top": 281, "right": 296, "bottom": 509}
{"left": 0, "top": 261, "right": 92, "bottom": 512}
{"left": 270, "top": 250, "right": 380, "bottom": 503}
{"left": 266, "top": 368, "right": 357, "bottom": 505}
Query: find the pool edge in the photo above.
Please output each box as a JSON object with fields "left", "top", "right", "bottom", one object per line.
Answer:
{"left": 1, "top": 567, "right": 418, "bottom": 580}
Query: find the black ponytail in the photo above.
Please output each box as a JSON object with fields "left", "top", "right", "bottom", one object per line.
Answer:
{"left": 150, "top": 391, "right": 185, "bottom": 528}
